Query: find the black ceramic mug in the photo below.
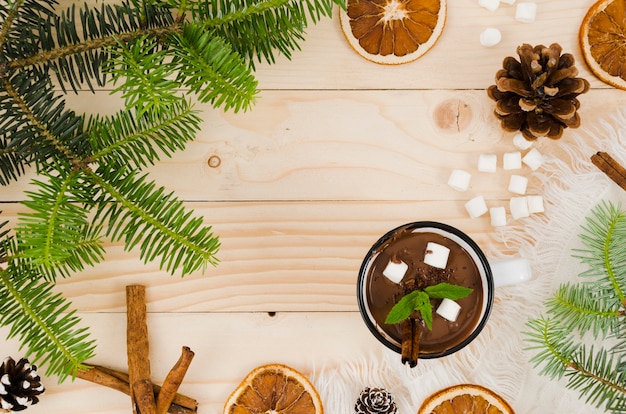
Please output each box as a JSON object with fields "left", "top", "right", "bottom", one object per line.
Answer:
{"left": 357, "top": 221, "right": 531, "bottom": 359}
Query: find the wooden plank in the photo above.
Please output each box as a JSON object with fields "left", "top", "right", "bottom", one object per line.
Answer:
{"left": 252, "top": 2, "right": 604, "bottom": 90}
{"left": 0, "top": 312, "right": 382, "bottom": 414}
{"left": 40, "top": 0, "right": 603, "bottom": 91}
{"left": 3, "top": 88, "right": 624, "bottom": 202}
{"left": 0, "top": 199, "right": 511, "bottom": 312}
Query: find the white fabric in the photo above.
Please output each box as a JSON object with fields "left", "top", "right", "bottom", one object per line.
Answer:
{"left": 313, "top": 109, "right": 626, "bottom": 413}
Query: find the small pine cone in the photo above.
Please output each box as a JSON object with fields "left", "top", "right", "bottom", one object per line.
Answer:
{"left": 355, "top": 387, "right": 397, "bottom": 414}
{"left": 0, "top": 357, "right": 44, "bottom": 412}
{"left": 487, "top": 43, "right": 590, "bottom": 141}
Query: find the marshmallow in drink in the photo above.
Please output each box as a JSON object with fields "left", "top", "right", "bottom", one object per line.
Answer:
{"left": 503, "top": 151, "right": 522, "bottom": 170}
{"left": 513, "top": 133, "right": 534, "bottom": 150}
{"left": 527, "top": 195, "right": 544, "bottom": 213}
{"left": 508, "top": 174, "right": 528, "bottom": 194}
{"left": 436, "top": 298, "right": 462, "bottom": 322}
{"left": 510, "top": 196, "right": 530, "bottom": 219}
{"left": 522, "top": 148, "right": 544, "bottom": 170}
{"left": 479, "top": 28, "right": 502, "bottom": 47}
{"left": 490, "top": 206, "right": 507, "bottom": 227}
{"left": 382, "top": 260, "right": 408, "bottom": 284}
{"left": 477, "top": 154, "right": 497, "bottom": 173}
{"left": 465, "top": 195, "right": 488, "bottom": 218}
{"left": 479, "top": 0, "right": 500, "bottom": 11}
{"left": 515, "top": 2, "right": 537, "bottom": 23}
{"left": 424, "top": 242, "right": 450, "bottom": 269}
{"left": 448, "top": 169, "right": 472, "bottom": 191}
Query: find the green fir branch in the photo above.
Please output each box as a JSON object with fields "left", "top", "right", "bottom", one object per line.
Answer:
{"left": 0, "top": 0, "right": 340, "bottom": 383}
{"left": 546, "top": 283, "right": 624, "bottom": 339}
{"left": 17, "top": 171, "right": 104, "bottom": 281}
{"left": 104, "top": 35, "right": 182, "bottom": 116}
{"left": 574, "top": 201, "right": 626, "bottom": 304}
{"left": 525, "top": 201, "right": 626, "bottom": 412}
{"left": 90, "top": 168, "right": 220, "bottom": 276}
{"left": 170, "top": 23, "right": 258, "bottom": 112}
{"left": 194, "top": 0, "right": 342, "bottom": 66}
{"left": 0, "top": 248, "right": 96, "bottom": 381}
{"left": 88, "top": 101, "right": 202, "bottom": 169}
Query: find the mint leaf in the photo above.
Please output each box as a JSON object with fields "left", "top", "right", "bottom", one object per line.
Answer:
{"left": 385, "top": 290, "right": 428, "bottom": 324}
{"left": 416, "top": 301, "right": 433, "bottom": 330}
{"left": 424, "top": 282, "right": 473, "bottom": 300}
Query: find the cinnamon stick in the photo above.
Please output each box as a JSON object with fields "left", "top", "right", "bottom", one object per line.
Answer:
{"left": 75, "top": 365, "right": 197, "bottom": 414}
{"left": 591, "top": 151, "right": 626, "bottom": 191}
{"left": 126, "top": 285, "right": 157, "bottom": 414}
{"left": 156, "top": 347, "right": 195, "bottom": 414}
{"left": 401, "top": 318, "right": 420, "bottom": 368}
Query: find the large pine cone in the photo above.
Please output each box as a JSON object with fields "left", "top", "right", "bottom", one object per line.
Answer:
{"left": 487, "top": 43, "right": 590, "bottom": 141}
{"left": 0, "top": 357, "right": 44, "bottom": 412}
{"left": 355, "top": 387, "right": 398, "bottom": 414}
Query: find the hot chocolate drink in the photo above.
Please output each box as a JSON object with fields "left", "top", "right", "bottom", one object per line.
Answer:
{"left": 359, "top": 223, "right": 489, "bottom": 358}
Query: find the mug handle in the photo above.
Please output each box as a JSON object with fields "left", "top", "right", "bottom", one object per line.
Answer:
{"left": 489, "top": 257, "right": 532, "bottom": 288}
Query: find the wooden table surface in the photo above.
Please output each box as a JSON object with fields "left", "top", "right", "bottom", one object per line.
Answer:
{"left": 2, "top": 1, "right": 625, "bottom": 413}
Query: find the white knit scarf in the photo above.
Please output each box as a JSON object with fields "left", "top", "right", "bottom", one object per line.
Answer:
{"left": 313, "top": 109, "right": 626, "bottom": 414}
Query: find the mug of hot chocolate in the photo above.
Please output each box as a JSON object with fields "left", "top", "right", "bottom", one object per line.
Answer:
{"left": 357, "top": 221, "right": 531, "bottom": 367}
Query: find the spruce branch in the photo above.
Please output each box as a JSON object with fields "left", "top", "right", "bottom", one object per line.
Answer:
{"left": 90, "top": 168, "right": 220, "bottom": 276}
{"left": 525, "top": 201, "right": 626, "bottom": 412}
{"left": 0, "top": 0, "right": 341, "bottom": 384}
{"left": 0, "top": 247, "right": 96, "bottom": 382}
{"left": 88, "top": 100, "right": 202, "bottom": 169}
{"left": 17, "top": 171, "right": 105, "bottom": 281}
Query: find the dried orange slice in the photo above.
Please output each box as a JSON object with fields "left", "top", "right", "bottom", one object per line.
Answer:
{"left": 418, "top": 384, "right": 515, "bottom": 414}
{"left": 579, "top": 0, "right": 626, "bottom": 90}
{"left": 339, "top": 0, "right": 447, "bottom": 65}
{"left": 223, "top": 363, "right": 323, "bottom": 414}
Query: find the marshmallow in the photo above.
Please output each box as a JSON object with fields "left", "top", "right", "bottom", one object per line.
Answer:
{"left": 465, "top": 195, "right": 489, "bottom": 218}
{"left": 501, "top": 0, "right": 516, "bottom": 3}
{"left": 515, "top": 2, "right": 537, "bottom": 23}
{"left": 503, "top": 151, "right": 522, "bottom": 170}
{"left": 436, "top": 298, "right": 462, "bottom": 322}
{"left": 527, "top": 195, "right": 544, "bottom": 213}
{"left": 478, "top": 154, "right": 497, "bottom": 173}
{"left": 522, "top": 148, "right": 544, "bottom": 170}
{"left": 513, "top": 133, "right": 534, "bottom": 150}
{"left": 448, "top": 169, "right": 472, "bottom": 191}
{"left": 510, "top": 196, "right": 530, "bottom": 219}
{"left": 479, "top": 28, "right": 502, "bottom": 47}
{"left": 508, "top": 174, "right": 528, "bottom": 194}
{"left": 382, "top": 260, "right": 408, "bottom": 284}
{"left": 424, "top": 242, "right": 450, "bottom": 269}
{"left": 479, "top": 0, "right": 500, "bottom": 12}
{"left": 490, "top": 206, "right": 507, "bottom": 227}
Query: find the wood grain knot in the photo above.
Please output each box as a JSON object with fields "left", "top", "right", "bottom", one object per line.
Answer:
{"left": 207, "top": 155, "right": 221, "bottom": 168}
{"left": 433, "top": 99, "right": 473, "bottom": 133}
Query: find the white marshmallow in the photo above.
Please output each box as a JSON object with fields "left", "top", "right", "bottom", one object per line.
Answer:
{"left": 490, "top": 206, "right": 507, "bottom": 227}
{"left": 503, "top": 151, "right": 522, "bottom": 170}
{"left": 515, "top": 2, "right": 537, "bottom": 23}
{"left": 478, "top": 154, "right": 497, "bottom": 173}
{"left": 479, "top": 28, "right": 502, "bottom": 47}
{"left": 448, "top": 169, "right": 472, "bottom": 192}
{"left": 465, "top": 195, "right": 489, "bottom": 218}
{"left": 501, "top": 0, "right": 516, "bottom": 4}
{"left": 513, "top": 133, "right": 534, "bottom": 150}
{"left": 508, "top": 174, "right": 528, "bottom": 194}
{"left": 522, "top": 148, "right": 544, "bottom": 170}
{"left": 436, "top": 298, "right": 462, "bottom": 322}
{"left": 424, "top": 242, "right": 450, "bottom": 269}
{"left": 510, "top": 196, "right": 530, "bottom": 219}
{"left": 382, "top": 260, "right": 408, "bottom": 284}
{"left": 527, "top": 195, "right": 544, "bottom": 213}
{"left": 479, "top": 0, "right": 500, "bottom": 12}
